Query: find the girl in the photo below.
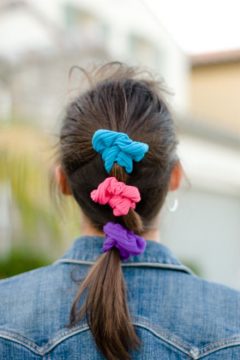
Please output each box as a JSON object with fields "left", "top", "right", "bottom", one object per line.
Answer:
{"left": 0, "top": 62, "right": 240, "bottom": 360}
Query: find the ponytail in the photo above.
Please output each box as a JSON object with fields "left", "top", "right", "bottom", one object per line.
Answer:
{"left": 69, "top": 247, "right": 140, "bottom": 359}
{"left": 68, "top": 129, "right": 149, "bottom": 359}
{"left": 60, "top": 65, "right": 179, "bottom": 359}
{"left": 111, "top": 165, "right": 144, "bottom": 235}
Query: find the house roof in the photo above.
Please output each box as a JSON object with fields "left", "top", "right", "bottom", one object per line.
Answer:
{"left": 191, "top": 49, "right": 240, "bottom": 67}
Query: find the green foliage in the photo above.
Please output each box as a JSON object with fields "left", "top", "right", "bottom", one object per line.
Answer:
{"left": 0, "top": 248, "right": 51, "bottom": 279}
{"left": 0, "top": 123, "right": 81, "bottom": 273}
{"left": 180, "top": 258, "right": 203, "bottom": 277}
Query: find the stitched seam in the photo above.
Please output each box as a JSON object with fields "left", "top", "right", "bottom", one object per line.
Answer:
{"left": 0, "top": 324, "right": 190, "bottom": 357}
{"left": 133, "top": 324, "right": 240, "bottom": 359}
{"left": 1, "top": 325, "right": 240, "bottom": 358}
{"left": 0, "top": 331, "right": 42, "bottom": 355}
{"left": 133, "top": 322, "right": 192, "bottom": 356}
{"left": 46, "top": 323, "right": 194, "bottom": 357}
{"left": 197, "top": 337, "right": 240, "bottom": 359}
{"left": 53, "top": 318, "right": 195, "bottom": 354}
{"left": 53, "top": 258, "right": 193, "bottom": 274}
{"left": 0, "top": 326, "right": 90, "bottom": 356}
{"left": 46, "top": 321, "right": 193, "bottom": 356}
{"left": 41, "top": 326, "right": 89, "bottom": 354}
{"left": 0, "top": 322, "right": 191, "bottom": 356}
{"left": 44, "top": 323, "right": 191, "bottom": 355}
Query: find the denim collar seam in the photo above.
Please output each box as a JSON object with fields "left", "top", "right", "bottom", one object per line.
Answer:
{"left": 53, "top": 258, "right": 193, "bottom": 274}
{"left": 60, "top": 237, "right": 182, "bottom": 264}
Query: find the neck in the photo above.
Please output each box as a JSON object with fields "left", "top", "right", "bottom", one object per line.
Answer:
{"left": 81, "top": 214, "right": 161, "bottom": 243}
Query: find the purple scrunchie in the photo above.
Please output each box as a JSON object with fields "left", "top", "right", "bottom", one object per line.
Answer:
{"left": 102, "top": 221, "right": 146, "bottom": 260}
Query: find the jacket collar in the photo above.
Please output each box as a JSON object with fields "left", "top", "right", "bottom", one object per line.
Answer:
{"left": 54, "top": 235, "right": 193, "bottom": 274}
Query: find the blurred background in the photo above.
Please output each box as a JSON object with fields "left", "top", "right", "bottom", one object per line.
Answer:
{"left": 0, "top": 0, "right": 240, "bottom": 288}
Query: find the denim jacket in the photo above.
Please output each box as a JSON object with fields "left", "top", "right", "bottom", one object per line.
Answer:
{"left": 0, "top": 235, "right": 240, "bottom": 359}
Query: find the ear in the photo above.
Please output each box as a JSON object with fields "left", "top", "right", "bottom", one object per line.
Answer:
{"left": 168, "top": 160, "right": 183, "bottom": 191}
{"left": 54, "top": 164, "right": 72, "bottom": 195}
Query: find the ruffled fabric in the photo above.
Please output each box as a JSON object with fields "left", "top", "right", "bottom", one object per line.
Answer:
{"left": 102, "top": 221, "right": 146, "bottom": 260}
{"left": 90, "top": 176, "right": 140, "bottom": 216}
{"left": 92, "top": 129, "right": 149, "bottom": 173}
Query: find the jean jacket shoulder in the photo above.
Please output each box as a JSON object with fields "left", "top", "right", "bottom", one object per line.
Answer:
{"left": 0, "top": 235, "right": 240, "bottom": 359}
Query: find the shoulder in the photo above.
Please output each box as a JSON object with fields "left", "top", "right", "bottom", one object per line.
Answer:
{"left": 128, "top": 263, "right": 240, "bottom": 313}
{"left": 186, "top": 272, "right": 240, "bottom": 311}
{"left": 0, "top": 262, "right": 78, "bottom": 351}
{"left": 0, "top": 260, "right": 73, "bottom": 293}
{"left": 175, "top": 273, "right": 240, "bottom": 357}
{"left": 127, "top": 267, "right": 240, "bottom": 358}
{"left": 0, "top": 263, "right": 65, "bottom": 322}
{"left": 0, "top": 263, "right": 55, "bottom": 291}
{"left": 163, "top": 270, "right": 240, "bottom": 331}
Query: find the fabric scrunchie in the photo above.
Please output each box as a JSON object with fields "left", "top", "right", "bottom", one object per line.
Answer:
{"left": 92, "top": 129, "right": 149, "bottom": 174}
{"left": 90, "top": 176, "right": 140, "bottom": 216}
{"left": 102, "top": 221, "right": 146, "bottom": 260}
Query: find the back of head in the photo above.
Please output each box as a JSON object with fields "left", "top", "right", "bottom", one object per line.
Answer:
{"left": 58, "top": 62, "right": 179, "bottom": 359}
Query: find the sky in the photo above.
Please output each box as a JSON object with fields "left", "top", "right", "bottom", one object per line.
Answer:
{"left": 0, "top": 0, "right": 240, "bottom": 57}
{"left": 150, "top": 0, "right": 240, "bottom": 54}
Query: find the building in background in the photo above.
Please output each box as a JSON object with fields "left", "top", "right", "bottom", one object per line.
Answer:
{"left": 190, "top": 49, "right": 240, "bottom": 134}
{"left": 0, "top": 0, "right": 240, "bottom": 289}
{"left": 161, "top": 117, "right": 240, "bottom": 289}
{"left": 166, "top": 50, "right": 240, "bottom": 288}
{"left": 0, "top": 0, "right": 189, "bottom": 126}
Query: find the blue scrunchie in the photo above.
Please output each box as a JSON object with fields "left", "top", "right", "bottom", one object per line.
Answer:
{"left": 92, "top": 129, "right": 149, "bottom": 173}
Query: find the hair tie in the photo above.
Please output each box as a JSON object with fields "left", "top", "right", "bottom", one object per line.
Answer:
{"left": 92, "top": 129, "right": 149, "bottom": 174}
{"left": 102, "top": 222, "right": 146, "bottom": 260}
{"left": 90, "top": 176, "right": 140, "bottom": 216}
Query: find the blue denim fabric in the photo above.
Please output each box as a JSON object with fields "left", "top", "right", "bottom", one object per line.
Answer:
{"left": 0, "top": 235, "right": 240, "bottom": 359}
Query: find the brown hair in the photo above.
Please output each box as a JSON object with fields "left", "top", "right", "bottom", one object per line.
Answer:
{"left": 57, "top": 62, "right": 180, "bottom": 359}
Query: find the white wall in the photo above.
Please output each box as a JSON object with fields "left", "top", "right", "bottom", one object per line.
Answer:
{"left": 160, "top": 135, "right": 240, "bottom": 289}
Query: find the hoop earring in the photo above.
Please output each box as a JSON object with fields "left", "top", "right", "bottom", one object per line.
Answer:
{"left": 166, "top": 197, "right": 179, "bottom": 212}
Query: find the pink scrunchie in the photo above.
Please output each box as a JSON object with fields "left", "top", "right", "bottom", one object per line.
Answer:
{"left": 90, "top": 177, "right": 141, "bottom": 216}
